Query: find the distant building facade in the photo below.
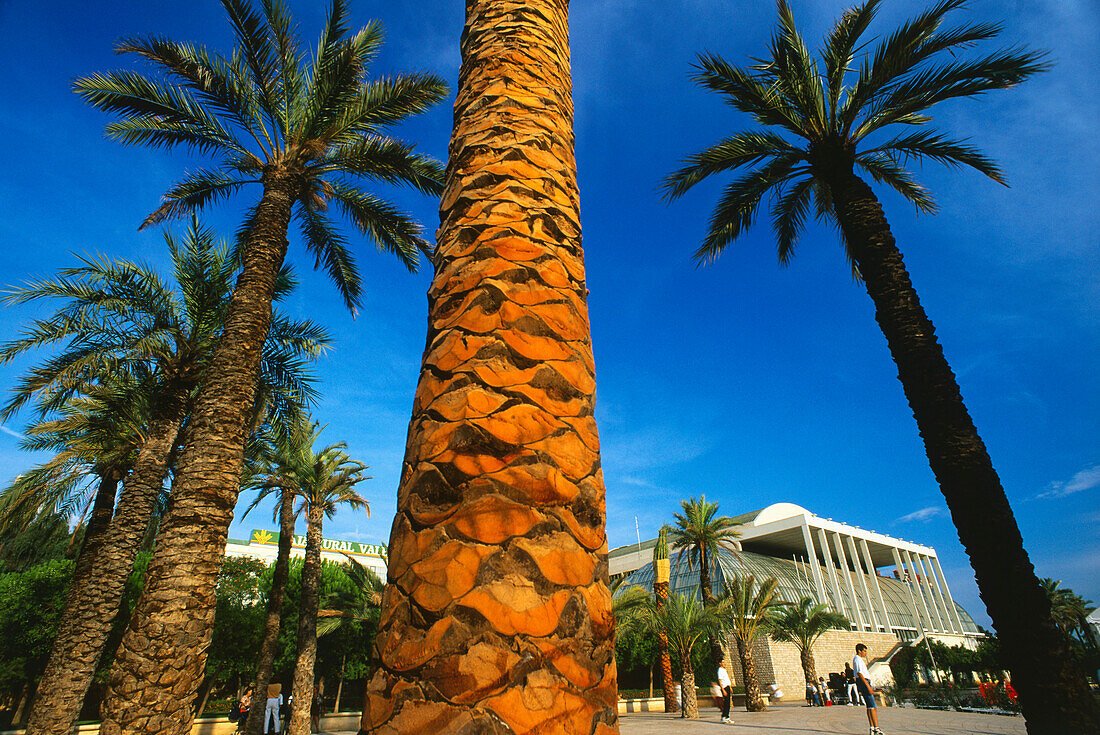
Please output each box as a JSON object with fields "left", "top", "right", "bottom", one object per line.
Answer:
{"left": 224, "top": 528, "right": 387, "bottom": 579}
{"left": 611, "top": 503, "right": 985, "bottom": 697}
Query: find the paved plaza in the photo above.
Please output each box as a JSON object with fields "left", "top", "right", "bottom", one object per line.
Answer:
{"left": 614, "top": 705, "right": 1025, "bottom": 735}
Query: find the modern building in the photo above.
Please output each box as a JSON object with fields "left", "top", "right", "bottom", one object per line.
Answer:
{"left": 611, "top": 503, "right": 985, "bottom": 696}
{"left": 224, "top": 528, "right": 388, "bottom": 579}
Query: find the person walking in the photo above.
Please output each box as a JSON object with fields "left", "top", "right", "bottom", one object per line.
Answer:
{"left": 264, "top": 683, "right": 283, "bottom": 734}
{"left": 853, "top": 644, "right": 883, "bottom": 734}
{"left": 845, "top": 662, "right": 859, "bottom": 705}
{"left": 717, "top": 662, "right": 733, "bottom": 724}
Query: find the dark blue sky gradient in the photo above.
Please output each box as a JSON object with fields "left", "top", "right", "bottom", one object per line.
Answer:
{"left": 0, "top": 0, "right": 1097, "bottom": 628}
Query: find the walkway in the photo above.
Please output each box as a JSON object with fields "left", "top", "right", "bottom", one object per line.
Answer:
{"left": 614, "top": 705, "right": 1025, "bottom": 734}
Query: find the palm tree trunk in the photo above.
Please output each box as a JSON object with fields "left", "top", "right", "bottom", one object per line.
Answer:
{"left": 735, "top": 637, "right": 764, "bottom": 712}
{"left": 26, "top": 382, "right": 190, "bottom": 735}
{"left": 827, "top": 169, "right": 1100, "bottom": 734}
{"left": 653, "top": 580, "right": 677, "bottom": 713}
{"left": 99, "top": 176, "right": 297, "bottom": 735}
{"left": 362, "top": 1, "right": 616, "bottom": 733}
{"left": 244, "top": 490, "right": 296, "bottom": 735}
{"left": 799, "top": 644, "right": 817, "bottom": 687}
{"left": 681, "top": 664, "right": 698, "bottom": 719}
{"left": 288, "top": 505, "right": 323, "bottom": 735}
{"left": 698, "top": 552, "right": 726, "bottom": 672}
{"left": 334, "top": 654, "right": 345, "bottom": 713}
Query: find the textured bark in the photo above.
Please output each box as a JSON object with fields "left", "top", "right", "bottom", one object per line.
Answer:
{"left": 799, "top": 645, "right": 817, "bottom": 686}
{"left": 653, "top": 581, "right": 677, "bottom": 714}
{"left": 288, "top": 504, "right": 324, "bottom": 735}
{"left": 361, "top": 1, "right": 617, "bottom": 733}
{"left": 681, "top": 668, "right": 697, "bottom": 720}
{"left": 827, "top": 168, "right": 1100, "bottom": 734}
{"left": 99, "top": 175, "right": 296, "bottom": 735}
{"left": 734, "top": 637, "right": 764, "bottom": 712}
{"left": 696, "top": 554, "right": 726, "bottom": 673}
{"left": 244, "top": 490, "right": 296, "bottom": 735}
{"left": 26, "top": 381, "right": 189, "bottom": 735}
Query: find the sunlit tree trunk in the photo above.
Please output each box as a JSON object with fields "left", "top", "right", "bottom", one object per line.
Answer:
{"left": 360, "top": 1, "right": 617, "bottom": 733}
{"left": 26, "top": 382, "right": 189, "bottom": 735}
{"left": 827, "top": 167, "right": 1100, "bottom": 734}
{"left": 799, "top": 644, "right": 817, "bottom": 687}
{"left": 653, "top": 562, "right": 677, "bottom": 713}
{"left": 734, "top": 636, "right": 764, "bottom": 712}
{"left": 288, "top": 503, "right": 324, "bottom": 735}
{"left": 681, "top": 666, "right": 698, "bottom": 720}
{"left": 100, "top": 175, "right": 297, "bottom": 735}
{"left": 244, "top": 490, "right": 296, "bottom": 735}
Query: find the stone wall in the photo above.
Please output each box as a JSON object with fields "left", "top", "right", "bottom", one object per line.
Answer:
{"left": 723, "top": 630, "right": 899, "bottom": 701}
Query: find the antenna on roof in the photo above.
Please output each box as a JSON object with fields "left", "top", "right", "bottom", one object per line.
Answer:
{"left": 635, "top": 516, "right": 641, "bottom": 556}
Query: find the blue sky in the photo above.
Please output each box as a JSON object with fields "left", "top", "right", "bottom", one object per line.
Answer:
{"left": 0, "top": 0, "right": 1096, "bottom": 629}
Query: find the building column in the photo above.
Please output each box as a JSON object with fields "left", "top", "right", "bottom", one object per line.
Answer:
{"left": 800, "top": 522, "right": 829, "bottom": 609}
{"left": 893, "top": 547, "right": 927, "bottom": 636}
{"left": 833, "top": 532, "right": 867, "bottom": 630}
{"left": 901, "top": 549, "right": 938, "bottom": 633}
{"left": 848, "top": 535, "right": 879, "bottom": 631}
{"left": 919, "top": 554, "right": 955, "bottom": 634}
{"left": 818, "top": 527, "right": 848, "bottom": 621}
{"left": 913, "top": 554, "right": 946, "bottom": 632}
{"left": 930, "top": 555, "right": 965, "bottom": 633}
{"left": 860, "top": 538, "right": 892, "bottom": 633}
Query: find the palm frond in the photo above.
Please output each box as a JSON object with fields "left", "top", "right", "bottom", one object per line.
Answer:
{"left": 865, "top": 129, "right": 1005, "bottom": 183}
{"left": 662, "top": 131, "right": 802, "bottom": 201}
{"left": 320, "top": 136, "right": 445, "bottom": 196}
{"left": 695, "top": 155, "right": 804, "bottom": 264}
{"left": 693, "top": 52, "right": 807, "bottom": 138}
{"left": 296, "top": 200, "right": 363, "bottom": 312}
{"left": 328, "top": 182, "right": 422, "bottom": 272}
{"left": 855, "top": 152, "right": 937, "bottom": 214}
{"left": 141, "top": 169, "right": 253, "bottom": 229}
{"left": 771, "top": 175, "right": 815, "bottom": 265}
{"left": 329, "top": 73, "right": 449, "bottom": 141}
{"left": 820, "top": 0, "right": 880, "bottom": 124}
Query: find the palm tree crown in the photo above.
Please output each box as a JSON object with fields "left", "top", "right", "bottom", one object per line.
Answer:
{"left": 663, "top": 0, "right": 1046, "bottom": 265}
{"left": 770, "top": 596, "right": 851, "bottom": 648}
{"left": 668, "top": 495, "right": 742, "bottom": 602}
{"left": 73, "top": 0, "right": 448, "bottom": 309}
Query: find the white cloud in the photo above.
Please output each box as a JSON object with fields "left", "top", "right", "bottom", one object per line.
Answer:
{"left": 0, "top": 426, "right": 25, "bottom": 440}
{"left": 896, "top": 506, "right": 943, "bottom": 524}
{"left": 1038, "top": 464, "right": 1100, "bottom": 499}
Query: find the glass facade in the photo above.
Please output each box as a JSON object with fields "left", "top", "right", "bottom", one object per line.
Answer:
{"left": 615, "top": 547, "right": 981, "bottom": 636}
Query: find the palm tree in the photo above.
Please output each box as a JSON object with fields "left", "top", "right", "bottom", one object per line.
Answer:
{"left": 1, "top": 221, "right": 329, "bottom": 734}
{"left": 662, "top": 1, "right": 1095, "bottom": 729}
{"left": 284, "top": 431, "right": 368, "bottom": 735}
{"left": 669, "top": 496, "right": 742, "bottom": 668}
{"left": 636, "top": 593, "right": 720, "bottom": 719}
{"left": 364, "top": 0, "right": 616, "bottom": 732}
{"left": 316, "top": 555, "right": 383, "bottom": 714}
{"left": 652, "top": 526, "right": 678, "bottom": 713}
{"left": 716, "top": 575, "right": 779, "bottom": 712}
{"left": 238, "top": 419, "right": 304, "bottom": 735}
{"left": 769, "top": 596, "right": 849, "bottom": 687}
{"left": 1041, "top": 579, "right": 1093, "bottom": 639}
{"left": 74, "top": 1, "right": 445, "bottom": 728}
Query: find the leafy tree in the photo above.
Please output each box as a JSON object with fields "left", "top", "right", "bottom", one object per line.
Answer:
{"left": 769, "top": 596, "right": 849, "bottom": 686}
{"left": 669, "top": 496, "right": 742, "bottom": 668}
{"left": 716, "top": 575, "right": 779, "bottom": 711}
{"left": 73, "top": 1, "right": 445, "bottom": 728}
{"left": 6, "top": 220, "right": 328, "bottom": 735}
{"left": 202, "top": 556, "right": 269, "bottom": 714}
{"left": 662, "top": 1, "right": 1094, "bottom": 728}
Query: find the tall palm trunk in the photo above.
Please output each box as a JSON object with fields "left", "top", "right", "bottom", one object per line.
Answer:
{"left": 697, "top": 552, "right": 728, "bottom": 673}
{"left": 244, "top": 490, "right": 296, "bottom": 735}
{"left": 100, "top": 176, "right": 297, "bottom": 735}
{"left": 734, "top": 637, "right": 763, "bottom": 712}
{"left": 827, "top": 168, "right": 1100, "bottom": 733}
{"left": 653, "top": 580, "right": 677, "bottom": 713}
{"left": 361, "top": 1, "right": 617, "bottom": 733}
{"left": 26, "top": 383, "right": 190, "bottom": 735}
{"left": 288, "top": 504, "right": 324, "bottom": 735}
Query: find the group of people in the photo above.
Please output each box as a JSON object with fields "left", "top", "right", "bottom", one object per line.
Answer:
{"left": 711, "top": 644, "right": 882, "bottom": 734}
{"left": 229, "top": 684, "right": 325, "bottom": 733}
